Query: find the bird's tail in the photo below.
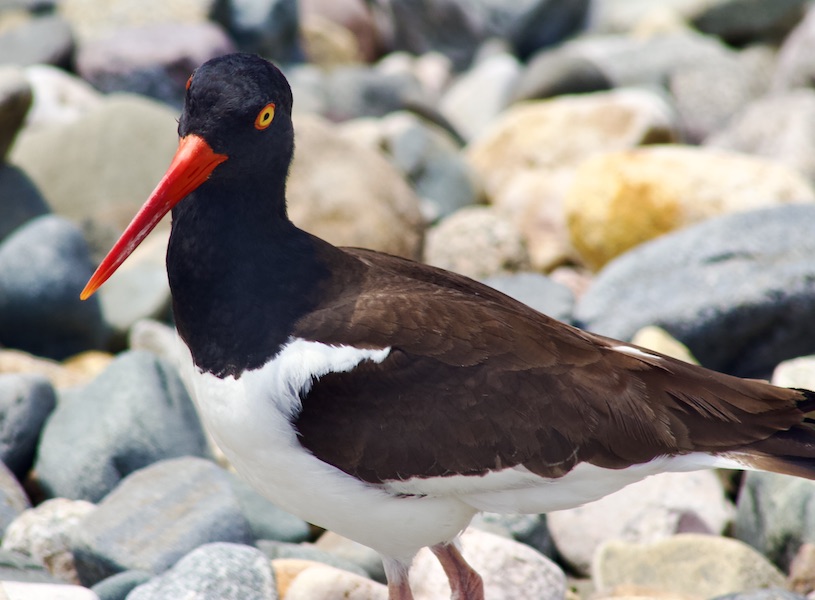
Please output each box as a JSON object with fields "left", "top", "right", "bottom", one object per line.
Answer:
{"left": 733, "top": 388, "right": 815, "bottom": 480}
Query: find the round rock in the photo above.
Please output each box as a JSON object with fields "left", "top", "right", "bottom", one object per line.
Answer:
{"left": 423, "top": 206, "right": 529, "bottom": 279}
{"left": 0, "top": 215, "right": 107, "bottom": 360}
{"left": 8, "top": 94, "right": 178, "bottom": 256}
{"left": 2, "top": 498, "right": 96, "bottom": 584}
{"left": 34, "top": 350, "right": 209, "bottom": 502}
{"left": 548, "top": 470, "right": 734, "bottom": 575}
{"left": 71, "top": 457, "right": 253, "bottom": 586}
{"left": 0, "top": 374, "right": 56, "bottom": 479}
{"left": 125, "top": 542, "right": 276, "bottom": 600}
{"left": 734, "top": 470, "right": 815, "bottom": 570}
{"left": 289, "top": 114, "right": 424, "bottom": 259}
{"left": 0, "top": 164, "right": 50, "bottom": 243}
{"left": 575, "top": 204, "right": 815, "bottom": 377}
{"left": 592, "top": 533, "right": 786, "bottom": 598}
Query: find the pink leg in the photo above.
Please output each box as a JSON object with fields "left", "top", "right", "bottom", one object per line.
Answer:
{"left": 431, "top": 541, "right": 485, "bottom": 600}
{"left": 383, "top": 557, "right": 415, "bottom": 600}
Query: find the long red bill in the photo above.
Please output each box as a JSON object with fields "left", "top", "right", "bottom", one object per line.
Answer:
{"left": 80, "top": 134, "right": 227, "bottom": 300}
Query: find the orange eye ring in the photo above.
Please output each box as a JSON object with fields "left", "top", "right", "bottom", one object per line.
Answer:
{"left": 255, "top": 103, "right": 276, "bottom": 130}
{"left": 185, "top": 74, "right": 193, "bottom": 91}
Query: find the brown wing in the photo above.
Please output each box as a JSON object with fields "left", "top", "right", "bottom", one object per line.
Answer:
{"left": 292, "top": 247, "right": 815, "bottom": 483}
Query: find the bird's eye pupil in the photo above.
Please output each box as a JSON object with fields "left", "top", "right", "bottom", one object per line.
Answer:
{"left": 254, "top": 103, "right": 276, "bottom": 130}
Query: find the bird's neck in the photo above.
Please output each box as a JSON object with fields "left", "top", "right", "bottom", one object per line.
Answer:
{"left": 167, "top": 182, "right": 331, "bottom": 378}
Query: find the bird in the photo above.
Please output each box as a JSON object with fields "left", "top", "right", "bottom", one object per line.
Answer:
{"left": 81, "top": 53, "right": 815, "bottom": 600}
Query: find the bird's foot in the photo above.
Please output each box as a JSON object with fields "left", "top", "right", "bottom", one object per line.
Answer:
{"left": 431, "top": 541, "right": 485, "bottom": 600}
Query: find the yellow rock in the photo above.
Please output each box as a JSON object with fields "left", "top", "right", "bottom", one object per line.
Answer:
{"left": 61, "top": 351, "right": 113, "bottom": 384}
{"left": 566, "top": 145, "right": 815, "bottom": 270}
{"left": 0, "top": 349, "right": 111, "bottom": 389}
{"left": 465, "top": 88, "right": 676, "bottom": 271}
{"left": 272, "top": 558, "right": 326, "bottom": 598}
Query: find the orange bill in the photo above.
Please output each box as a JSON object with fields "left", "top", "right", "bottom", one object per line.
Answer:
{"left": 80, "top": 134, "right": 227, "bottom": 300}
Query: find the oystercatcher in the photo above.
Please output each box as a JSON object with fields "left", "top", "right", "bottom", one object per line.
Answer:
{"left": 81, "top": 53, "right": 815, "bottom": 599}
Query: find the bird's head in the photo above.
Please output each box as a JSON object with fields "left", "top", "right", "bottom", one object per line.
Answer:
{"left": 80, "top": 53, "right": 294, "bottom": 300}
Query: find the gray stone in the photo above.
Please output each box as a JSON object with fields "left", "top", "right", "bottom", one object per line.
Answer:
{"left": 0, "top": 215, "right": 108, "bottom": 360}
{"left": 510, "top": 46, "right": 612, "bottom": 103}
{"left": 707, "top": 90, "right": 815, "bottom": 182}
{"left": 324, "top": 65, "right": 424, "bottom": 121}
{"left": 125, "top": 542, "right": 277, "bottom": 600}
{"left": 227, "top": 475, "right": 311, "bottom": 544}
{"left": 575, "top": 205, "right": 815, "bottom": 377}
{"left": 371, "top": 111, "right": 479, "bottom": 220}
{"left": 469, "top": 512, "right": 555, "bottom": 558}
{"left": 284, "top": 64, "right": 328, "bottom": 117}
{"left": 0, "top": 65, "right": 31, "bottom": 160}
{"left": 495, "top": 0, "right": 591, "bottom": 60}
{"left": 0, "top": 461, "right": 30, "bottom": 536}
{"left": 734, "top": 470, "right": 815, "bottom": 570}
{"left": 691, "top": 0, "right": 807, "bottom": 45}
{"left": 0, "top": 374, "right": 56, "bottom": 479}
{"left": 211, "top": 0, "right": 301, "bottom": 62}
{"left": 372, "top": 0, "right": 486, "bottom": 70}
{"left": 256, "top": 540, "right": 369, "bottom": 578}
{"left": 0, "top": 13, "right": 74, "bottom": 68}
{"left": 74, "top": 22, "right": 235, "bottom": 108}
{"left": 438, "top": 51, "right": 520, "bottom": 142}
{"left": 480, "top": 273, "right": 575, "bottom": 324}
{"left": 0, "top": 164, "right": 50, "bottom": 243}
{"left": 35, "top": 350, "right": 209, "bottom": 502}
{"left": 773, "top": 5, "right": 815, "bottom": 91}
{"left": 669, "top": 47, "right": 770, "bottom": 143}
{"left": 91, "top": 570, "right": 151, "bottom": 600}
{"left": 8, "top": 94, "right": 178, "bottom": 258}
{"left": 568, "top": 31, "right": 735, "bottom": 89}
{"left": 72, "top": 458, "right": 253, "bottom": 586}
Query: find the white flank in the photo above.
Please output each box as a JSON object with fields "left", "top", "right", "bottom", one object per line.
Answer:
{"left": 176, "top": 334, "right": 753, "bottom": 563}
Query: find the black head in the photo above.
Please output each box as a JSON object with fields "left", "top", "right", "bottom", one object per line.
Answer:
{"left": 80, "top": 53, "right": 297, "bottom": 300}
{"left": 180, "top": 53, "right": 295, "bottom": 181}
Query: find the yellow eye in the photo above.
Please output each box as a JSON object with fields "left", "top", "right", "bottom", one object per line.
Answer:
{"left": 254, "top": 103, "right": 276, "bottom": 130}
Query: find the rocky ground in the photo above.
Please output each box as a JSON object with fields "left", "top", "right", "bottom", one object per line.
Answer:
{"left": 2, "top": 0, "right": 815, "bottom": 599}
